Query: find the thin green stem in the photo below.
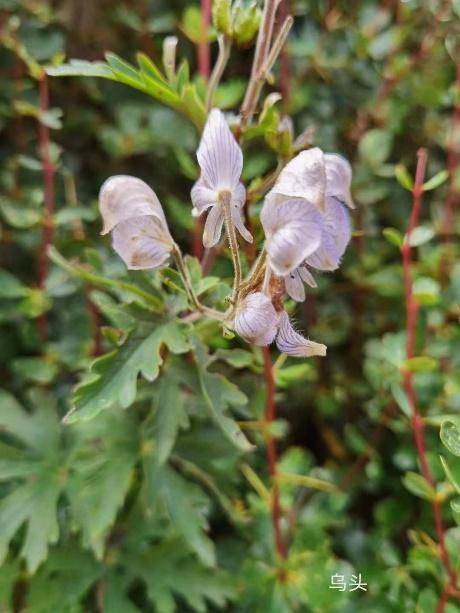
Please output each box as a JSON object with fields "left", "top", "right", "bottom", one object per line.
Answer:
{"left": 206, "top": 34, "right": 231, "bottom": 112}
{"left": 221, "top": 193, "right": 242, "bottom": 305}
{"left": 172, "top": 243, "right": 224, "bottom": 320}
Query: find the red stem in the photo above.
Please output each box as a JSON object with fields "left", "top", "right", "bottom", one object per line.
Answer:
{"left": 262, "top": 346, "right": 287, "bottom": 560}
{"left": 401, "top": 148, "right": 458, "bottom": 598}
{"left": 37, "top": 74, "right": 55, "bottom": 341}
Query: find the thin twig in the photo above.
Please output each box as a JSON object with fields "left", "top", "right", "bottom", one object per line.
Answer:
{"left": 206, "top": 34, "right": 231, "bottom": 112}
{"left": 401, "top": 148, "right": 459, "bottom": 596}
{"left": 240, "top": 0, "right": 282, "bottom": 127}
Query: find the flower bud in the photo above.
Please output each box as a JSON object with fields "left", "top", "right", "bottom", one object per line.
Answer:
{"left": 234, "top": 292, "right": 280, "bottom": 346}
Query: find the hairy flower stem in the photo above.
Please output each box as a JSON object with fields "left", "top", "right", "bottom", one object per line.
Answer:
{"left": 239, "top": 248, "right": 267, "bottom": 296}
{"left": 262, "top": 346, "right": 287, "bottom": 560}
{"left": 402, "top": 149, "right": 458, "bottom": 604}
{"left": 220, "top": 192, "right": 242, "bottom": 306}
{"left": 172, "top": 244, "right": 223, "bottom": 320}
{"left": 206, "top": 34, "right": 231, "bottom": 112}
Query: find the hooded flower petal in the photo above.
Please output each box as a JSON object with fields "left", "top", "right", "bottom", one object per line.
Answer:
{"left": 191, "top": 179, "right": 217, "bottom": 216}
{"left": 266, "top": 148, "right": 327, "bottom": 211}
{"left": 324, "top": 153, "right": 355, "bottom": 209}
{"left": 284, "top": 269, "right": 306, "bottom": 302}
{"left": 112, "top": 215, "right": 174, "bottom": 270}
{"left": 202, "top": 204, "right": 225, "bottom": 248}
{"left": 261, "top": 198, "right": 323, "bottom": 276}
{"left": 305, "top": 196, "right": 351, "bottom": 271}
{"left": 275, "top": 311, "right": 326, "bottom": 357}
{"left": 284, "top": 265, "right": 317, "bottom": 302}
{"left": 99, "top": 175, "right": 166, "bottom": 235}
{"left": 196, "top": 108, "right": 243, "bottom": 191}
{"left": 234, "top": 292, "right": 280, "bottom": 346}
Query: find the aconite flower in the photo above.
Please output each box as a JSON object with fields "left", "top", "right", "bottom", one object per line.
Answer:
{"left": 260, "top": 197, "right": 323, "bottom": 277}
{"left": 234, "top": 292, "right": 279, "bottom": 346}
{"left": 234, "top": 292, "right": 326, "bottom": 358}
{"left": 262, "top": 148, "right": 354, "bottom": 301}
{"left": 99, "top": 175, "right": 174, "bottom": 269}
{"left": 191, "top": 109, "right": 252, "bottom": 248}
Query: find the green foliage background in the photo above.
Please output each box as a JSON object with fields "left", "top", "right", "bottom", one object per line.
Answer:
{"left": 1, "top": 0, "right": 460, "bottom": 611}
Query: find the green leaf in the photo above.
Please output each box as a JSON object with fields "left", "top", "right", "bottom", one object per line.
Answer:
{"left": 104, "top": 52, "right": 144, "bottom": 88}
{"left": 402, "top": 472, "right": 436, "bottom": 501}
{"left": 358, "top": 129, "right": 393, "bottom": 167}
{"left": 408, "top": 225, "right": 435, "bottom": 247}
{"left": 0, "top": 391, "right": 64, "bottom": 573}
{"left": 440, "top": 456, "right": 460, "bottom": 494}
{"left": 395, "top": 164, "right": 414, "bottom": 190}
{"left": 164, "top": 467, "right": 215, "bottom": 567}
{"left": 403, "top": 356, "right": 438, "bottom": 373}
{"left": 48, "top": 246, "right": 163, "bottom": 311}
{"left": 423, "top": 170, "right": 449, "bottom": 191}
{"left": 67, "top": 321, "right": 191, "bottom": 423}
{"left": 212, "top": 0, "right": 232, "bottom": 36}
{"left": 233, "top": 1, "right": 261, "bottom": 45}
{"left": 151, "top": 369, "right": 190, "bottom": 464}
{"left": 136, "top": 52, "right": 167, "bottom": 83}
{"left": 180, "top": 83, "right": 206, "bottom": 129}
{"left": 440, "top": 419, "right": 460, "bottom": 457}
{"left": 12, "top": 357, "right": 58, "bottom": 384}
{"left": 383, "top": 227, "right": 403, "bottom": 248}
{"left": 46, "top": 59, "right": 114, "bottom": 79}
{"left": 413, "top": 277, "right": 440, "bottom": 306}
{"left": 0, "top": 269, "right": 27, "bottom": 298}
{"left": 193, "top": 341, "right": 253, "bottom": 452}
{"left": 68, "top": 412, "right": 138, "bottom": 558}
{"left": 216, "top": 348, "right": 254, "bottom": 369}
{"left": 0, "top": 200, "right": 41, "bottom": 228}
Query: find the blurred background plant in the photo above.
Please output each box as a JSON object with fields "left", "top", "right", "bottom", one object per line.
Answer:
{"left": 0, "top": 0, "right": 460, "bottom": 611}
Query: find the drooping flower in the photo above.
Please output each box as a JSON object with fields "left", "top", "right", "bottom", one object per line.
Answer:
{"left": 191, "top": 109, "right": 252, "bottom": 248}
{"left": 262, "top": 148, "right": 354, "bottom": 301}
{"left": 99, "top": 175, "right": 174, "bottom": 269}
{"left": 275, "top": 311, "right": 326, "bottom": 357}
{"left": 234, "top": 292, "right": 326, "bottom": 358}
{"left": 234, "top": 292, "right": 280, "bottom": 346}
{"left": 260, "top": 197, "right": 323, "bottom": 277}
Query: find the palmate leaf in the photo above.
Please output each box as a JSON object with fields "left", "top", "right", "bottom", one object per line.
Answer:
{"left": 26, "top": 545, "right": 101, "bottom": 613}
{"left": 193, "top": 341, "right": 253, "bottom": 452}
{"left": 66, "top": 320, "right": 191, "bottom": 424}
{"left": 125, "top": 537, "right": 235, "bottom": 613}
{"left": 68, "top": 412, "right": 139, "bottom": 559}
{"left": 0, "top": 390, "right": 65, "bottom": 573}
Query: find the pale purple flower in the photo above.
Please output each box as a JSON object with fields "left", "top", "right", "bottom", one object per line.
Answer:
{"left": 234, "top": 292, "right": 326, "bottom": 358}
{"left": 260, "top": 197, "right": 323, "bottom": 277}
{"left": 234, "top": 292, "right": 280, "bottom": 346}
{"left": 262, "top": 148, "right": 354, "bottom": 301}
{"left": 99, "top": 175, "right": 174, "bottom": 270}
{"left": 275, "top": 311, "right": 326, "bottom": 357}
{"left": 191, "top": 109, "right": 252, "bottom": 248}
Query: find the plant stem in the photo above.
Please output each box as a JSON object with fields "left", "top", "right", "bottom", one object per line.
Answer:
{"left": 172, "top": 243, "right": 224, "bottom": 320}
{"left": 221, "top": 193, "right": 242, "bottom": 305}
{"left": 262, "top": 346, "right": 287, "bottom": 560}
{"left": 37, "top": 73, "right": 55, "bottom": 341}
{"left": 240, "top": 0, "right": 281, "bottom": 128}
{"left": 206, "top": 34, "right": 231, "bottom": 112}
{"left": 401, "top": 148, "right": 458, "bottom": 599}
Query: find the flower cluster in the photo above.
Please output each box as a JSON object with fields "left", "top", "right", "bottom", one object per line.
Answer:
{"left": 99, "top": 109, "right": 354, "bottom": 359}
